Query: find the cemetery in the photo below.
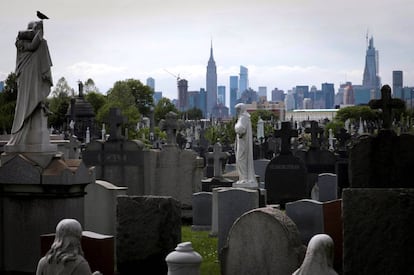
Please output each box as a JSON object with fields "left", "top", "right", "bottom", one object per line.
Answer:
{"left": 1, "top": 14, "right": 414, "bottom": 275}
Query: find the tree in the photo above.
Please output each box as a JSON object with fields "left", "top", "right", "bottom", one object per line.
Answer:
{"left": 335, "top": 105, "right": 378, "bottom": 123}
{"left": 250, "top": 110, "right": 278, "bottom": 137}
{"left": 83, "top": 78, "right": 99, "bottom": 94}
{"left": 154, "top": 97, "right": 179, "bottom": 124}
{"left": 85, "top": 92, "right": 106, "bottom": 114}
{"left": 52, "top": 77, "right": 74, "bottom": 97}
{"left": 108, "top": 79, "right": 154, "bottom": 117}
{"left": 0, "top": 72, "right": 17, "bottom": 133}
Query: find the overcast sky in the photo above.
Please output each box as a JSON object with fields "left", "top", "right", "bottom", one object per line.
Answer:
{"left": 1, "top": 0, "right": 414, "bottom": 104}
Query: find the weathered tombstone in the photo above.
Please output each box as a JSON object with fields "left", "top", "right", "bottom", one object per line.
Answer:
{"left": 254, "top": 158, "right": 270, "bottom": 184}
{"left": 311, "top": 173, "right": 338, "bottom": 202}
{"left": 116, "top": 195, "right": 181, "bottom": 275}
{"left": 221, "top": 207, "right": 305, "bottom": 275}
{"left": 293, "top": 234, "right": 338, "bottom": 275}
{"left": 108, "top": 107, "right": 127, "bottom": 141}
{"left": 265, "top": 121, "right": 308, "bottom": 206}
{"left": 191, "top": 192, "right": 212, "bottom": 231}
{"left": 202, "top": 142, "right": 233, "bottom": 192}
{"left": 343, "top": 85, "right": 414, "bottom": 275}
{"left": 217, "top": 188, "right": 259, "bottom": 256}
{"left": 84, "top": 180, "right": 128, "bottom": 236}
{"left": 295, "top": 121, "right": 337, "bottom": 195}
{"left": 286, "top": 199, "right": 343, "bottom": 271}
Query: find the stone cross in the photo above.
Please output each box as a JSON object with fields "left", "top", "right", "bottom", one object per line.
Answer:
{"left": 369, "top": 85, "right": 405, "bottom": 129}
{"left": 160, "top": 111, "right": 180, "bottom": 145}
{"left": 304, "top": 120, "right": 323, "bottom": 148}
{"left": 206, "top": 142, "right": 229, "bottom": 178}
{"left": 108, "top": 107, "right": 127, "bottom": 141}
{"left": 274, "top": 121, "right": 298, "bottom": 154}
{"left": 336, "top": 128, "right": 351, "bottom": 149}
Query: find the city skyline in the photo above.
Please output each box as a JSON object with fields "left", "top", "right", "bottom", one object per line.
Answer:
{"left": 1, "top": 0, "right": 414, "bottom": 104}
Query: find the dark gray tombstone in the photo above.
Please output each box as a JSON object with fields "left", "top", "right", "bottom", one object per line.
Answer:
{"left": 191, "top": 192, "right": 212, "bottom": 231}
{"left": 116, "top": 195, "right": 181, "bottom": 275}
{"left": 254, "top": 158, "right": 270, "bottom": 184}
{"left": 311, "top": 173, "right": 338, "bottom": 202}
{"left": 221, "top": 207, "right": 305, "bottom": 275}
{"left": 108, "top": 107, "right": 127, "bottom": 141}
{"left": 265, "top": 121, "right": 307, "bottom": 206}
{"left": 343, "top": 85, "right": 414, "bottom": 274}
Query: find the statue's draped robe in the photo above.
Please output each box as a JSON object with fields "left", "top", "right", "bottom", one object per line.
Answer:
{"left": 36, "top": 255, "right": 93, "bottom": 275}
{"left": 8, "top": 31, "right": 52, "bottom": 145}
{"left": 234, "top": 111, "right": 256, "bottom": 184}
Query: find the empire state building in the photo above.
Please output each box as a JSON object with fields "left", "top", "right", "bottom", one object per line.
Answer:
{"left": 206, "top": 41, "right": 217, "bottom": 117}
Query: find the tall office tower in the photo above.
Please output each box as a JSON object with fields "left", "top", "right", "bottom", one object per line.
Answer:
{"left": 322, "top": 83, "right": 335, "bottom": 109}
{"left": 343, "top": 83, "right": 355, "bottom": 105}
{"left": 229, "top": 76, "right": 239, "bottom": 116}
{"left": 146, "top": 77, "right": 155, "bottom": 91}
{"left": 217, "top": 85, "right": 226, "bottom": 105}
{"left": 258, "top": 86, "right": 267, "bottom": 101}
{"left": 199, "top": 88, "right": 207, "bottom": 118}
{"left": 295, "top": 85, "right": 309, "bottom": 109}
{"left": 271, "top": 88, "right": 285, "bottom": 102}
{"left": 239, "top": 66, "right": 249, "bottom": 97}
{"left": 285, "top": 90, "right": 296, "bottom": 111}
{"left": 206, "top": 41, "right": 217, "bottom": 117}
{"left": 392, "top": 70, "right": 403, "bottom": 99}
{"left": 153, "top": 91, "right": 162, "bottom": 104}
{"left": 363, "top": 36, "right": 381, "bottom": 92}
{"left": 177, "top": 79, "right": 188, "bottom": 112}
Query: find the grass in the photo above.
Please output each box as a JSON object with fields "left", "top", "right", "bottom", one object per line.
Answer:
{"left": 181, "top": 225, "right": 221, "bottom": 275}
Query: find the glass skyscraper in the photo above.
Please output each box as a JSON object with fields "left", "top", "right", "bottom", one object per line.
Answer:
{"left": 230, "top": 75, "right": 238, "bottom": 116}
{"left": 206, "top": 41, "right": 217, "bottom": 117}
{"left": 363, "top": 36, "right": 381, "bottom": 95}
{"left": 239, "top": 66, "right": 249, "bottom": 97}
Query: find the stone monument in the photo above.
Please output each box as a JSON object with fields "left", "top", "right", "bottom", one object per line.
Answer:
{"left": 233, "top": 103, "right": 257, "bottom": 188}
{"left": 0, "top": 17, "right": 94, "bottom": 273}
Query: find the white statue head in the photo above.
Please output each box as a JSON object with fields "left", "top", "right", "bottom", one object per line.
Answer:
{"left": 235, "top": 103, "right": 247, "bottom": 116}
{"left": 45, "top": 218, "right": 84, "bottom": 264}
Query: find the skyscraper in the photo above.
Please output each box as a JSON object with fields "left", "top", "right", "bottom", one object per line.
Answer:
{"left": 392, "top": 70, "right": 403, "bottom": 99}
{"left": 217, "top": 85, "right": 226, "bottom": 106}
{"left": 177, "top": 79, "right": 188, "bottom": 112}
{"left": 206, "top": 41, "right": 217, "bottom": 117}
{"left": 239, "top": 66, "right": 249, "bottom": 97}
{"left": 229, "top": 76, "right": 238, "bottom": 116}
{"left": 322, "top": 83, "right": 335, "bottom": 109}
{"left": 146, "top": 77, "right": 155, "bottom": 91}
{"left": 258, "top": 86, "right": 267, "bottom": 101}
{"left": 362, "top": 36, "right": 381, "bottom": 94}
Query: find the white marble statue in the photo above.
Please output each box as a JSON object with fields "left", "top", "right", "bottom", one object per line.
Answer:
{"left": 7, "top": 20, "right": 53, "bottom": 148}
{"left": 292, "top": 234, "right": 338, "bottom": 275}
{"left": 36, "top": 219, "right": 102, "bottom": 275}
{"left": 234, "top": 103, "right": 257, "bottom": 188}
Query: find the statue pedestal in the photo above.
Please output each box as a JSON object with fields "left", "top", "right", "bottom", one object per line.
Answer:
{"left": 0, "top": 153, "right": 94, "bottom": 273}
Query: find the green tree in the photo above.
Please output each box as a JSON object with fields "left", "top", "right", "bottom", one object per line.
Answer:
{"left": 52, "top": 77, "right": 74, "bottom": 97}
{"left": 97, "top": 81, "right": 141, "bottom": 138}
{"left": 85, "top": 92, "right": 106, "bottom": 115}
{"left": 335, "top": 105, "right": 378, "bottom": 123}
{"left": 47, "top": 77, "right": 73, "bottom": 130}
{"left": 109, "top": 79, "right": 154, "bottom": 117}
{"left": 250, "top": 110, "right": 278, "bottom": 137}
{"left": 0, "top": 72, "right": 17, "bottom": 133}
{"left": 154, "top": 97, "right": 179, "bottom": 124}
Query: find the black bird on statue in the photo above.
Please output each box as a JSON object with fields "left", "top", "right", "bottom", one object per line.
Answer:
{"left": 36, "top": 11, "right": 49, "bottom": 20}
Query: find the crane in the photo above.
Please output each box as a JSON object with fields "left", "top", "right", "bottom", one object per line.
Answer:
{"left": 164, "top": 69, "right": 181, "bottom": 83}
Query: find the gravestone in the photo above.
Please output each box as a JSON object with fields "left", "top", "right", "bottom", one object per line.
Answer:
{"left": 84, "top": 180, "right": 128, "bottom": 236}
{"left": 221, "top": 207, "right": 305, "bottom": 275}
{"left": 108, "top": 107, "right": 127, "bottom": 141}
{"left": 191, "top": 192, "right": 212, "bottom": 231}
{"left": 254, "top": 158, "right": 270, "bottom": 185}
{"left": 116, "top": 195, "right": 181, "bottom": 275}
{"left": 202, "top": 142, "right": 233, "bottom": 192}
{"left": 217, "top": 188, "right": 259, "bottom": 255}
{"left": 265, "top": 121, "right": 307, "bottom": 206}
{"left": 286, "top": 199, "right": 343, "bottom": 271}
{"left": 311, "top": 173, "right": 338, "bottom": 202}
{"left": 295, "top": 121, "right": 337, "bottom": 195}
{"left": 343, "top": 84, "right": 414, "bottom": 275}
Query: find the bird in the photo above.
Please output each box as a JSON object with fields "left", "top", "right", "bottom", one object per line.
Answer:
{"left": 36, "top": 11, "right": 49, "bottom": 20}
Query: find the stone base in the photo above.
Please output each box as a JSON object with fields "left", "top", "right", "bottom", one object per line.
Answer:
{"left": 343, "top": 188, "right": 414, "bottom": 275}
{"left": 201, "top": 177, "right": 234, "bottom": 192}
{"left": 2, "top": 143, "right": 58, "bottom": 168}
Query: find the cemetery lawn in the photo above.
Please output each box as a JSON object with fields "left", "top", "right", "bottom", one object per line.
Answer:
{"left": 182, "top": 225, "right": 220, "bottom": 275}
